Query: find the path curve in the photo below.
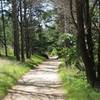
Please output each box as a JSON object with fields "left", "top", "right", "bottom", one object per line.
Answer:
{"left": 3, "top": 58, "right": 65, "bottom": 100}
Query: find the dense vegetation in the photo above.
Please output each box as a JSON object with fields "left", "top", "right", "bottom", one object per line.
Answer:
{"left": 55, "top": 0, "right": 100, "bottom": 87}
{"left": 0, "top": 0, "right": 100, "bottom": 99}
{"left": 59, "top": 63, "right": 100, "bottom": 100}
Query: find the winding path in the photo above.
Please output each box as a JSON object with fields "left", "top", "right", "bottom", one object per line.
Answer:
{"left": 3, "top": 58, "right": 65, "bottom": 100}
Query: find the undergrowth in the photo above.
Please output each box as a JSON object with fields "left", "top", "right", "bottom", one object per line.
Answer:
{"left": 59, "top": 62, "right": 100, "bottom": 100}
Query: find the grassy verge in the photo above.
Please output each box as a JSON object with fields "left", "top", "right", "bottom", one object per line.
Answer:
{"left": 0, "top": 54, "right": 46, "bottom": 98}
{"left": 59, "top": 63, "right": 100, "bottom": 100}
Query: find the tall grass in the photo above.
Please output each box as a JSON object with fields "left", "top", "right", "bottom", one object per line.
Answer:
{"left": 0, "top": 54, "right": 46, "bottom": 98}
{"left": 59, "top": 63, "right": 100, "bottom": 100}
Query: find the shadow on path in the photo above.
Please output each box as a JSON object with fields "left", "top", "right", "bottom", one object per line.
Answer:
{"left": 3, "top": 58, "right": 66, "bottom": 100}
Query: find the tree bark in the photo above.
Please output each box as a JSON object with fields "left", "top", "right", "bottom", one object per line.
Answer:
{"left": 19, "top": 0, "right": 25, "bottom": 62}
{"left": 1, "top": 0, "right": 7, "bottom": 56}
{"left": 24, "top": 0, "right": 31, "bottom": 58}
{"left": 97, "top": 0, "right": 100, "bottom": 80}
{"left": 84, "top": 0, "right": 94, "bottom": 63}
{"left": 76, "top": 0, "right": 96, "bottom": 86}
{"left": 12, "top": 0, "right": 20, "bottom": 60}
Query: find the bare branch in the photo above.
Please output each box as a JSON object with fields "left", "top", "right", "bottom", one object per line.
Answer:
{"left": 69, "top": 0, "right": 78, "bottom": 29}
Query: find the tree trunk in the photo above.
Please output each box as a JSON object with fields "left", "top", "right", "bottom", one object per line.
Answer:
{"left": 84, "top": 0, "right": 94, "bottom": 64}
{"left": 76, "top": 0, "right": 96, "bottom": 87}
{"left": 24, "top": 0, "right": 31, "bottom": 58}
{"left": 12, "top": 0, "right": 20, "bottom": 60}
{"left": 19, "top": 0, "right": 25, "bottom": 62}
{"left": 1, "top": 0, "right": 7, "bottom": 56}
{"left": 97, "top": 0, "right": 100, "bottom": 80}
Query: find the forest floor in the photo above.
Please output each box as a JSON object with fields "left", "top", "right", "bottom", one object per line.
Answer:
{"left": 3, "top": 58, "right": 66, "bottom": 100}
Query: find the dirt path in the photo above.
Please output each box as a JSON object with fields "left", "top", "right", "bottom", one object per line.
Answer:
{"left": 3, "top": 58, "right": 65, "bottom": 100}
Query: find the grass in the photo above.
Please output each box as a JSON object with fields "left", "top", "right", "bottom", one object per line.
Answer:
{"left": 0, "top": 54, "right": 46, "bottom": 98}
{"left": 59, "top": 63, "right": 100, "bottom": 100}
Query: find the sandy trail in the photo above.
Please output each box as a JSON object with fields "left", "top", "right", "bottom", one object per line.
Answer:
{"left": 3, "top": 58, "right": 65, "bottom": 100}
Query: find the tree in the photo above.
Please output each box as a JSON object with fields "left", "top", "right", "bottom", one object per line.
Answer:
{"left": 23, "top": 0, "right": 31, "bottom": 58}
{"left": 12, "top": 0, "right": 20, "bottom": 60}
{"left": 75, "top": 0, "right": 100, "bottom": 87}
{"left": 19, "top": 0, "right": 25, "bottom": 61}
{"left": 0, "top": 0, "right": 8, "bottom": 56}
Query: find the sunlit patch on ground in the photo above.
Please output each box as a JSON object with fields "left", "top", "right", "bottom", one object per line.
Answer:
{"left": 3, "top": 59, "right": 65, "bottom": 100}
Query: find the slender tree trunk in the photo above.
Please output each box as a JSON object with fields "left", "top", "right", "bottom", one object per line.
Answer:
{"left": 84, "top": 0, "right": 94, "bottom": 64}
{"left": 97, "top": 0, "right": 100, "bottom": 79}
{"left": 1, "top": 0, "right": 7, "bottom": 56}
{"left": 24, "top": 0, "right": 31, "bottom": 58}
{"left": 12, "top": 0, "right": 20, "bottom": 60}
{"left": 98, "top": 32, "right": 100, "bottom": 80}
{"left": 19, "top": 0, "right": 25, "bottom": 62}
{"left": 29, "top": 0, "right": 33, "bottom": 55}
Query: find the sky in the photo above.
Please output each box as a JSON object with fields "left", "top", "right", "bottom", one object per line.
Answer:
{"left": 0, "top": 0, "right": 56, "bottom": 29}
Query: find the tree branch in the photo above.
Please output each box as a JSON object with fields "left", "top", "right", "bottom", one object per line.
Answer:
{"left": 69, "top": 0, "right": 78, "bottom": 29}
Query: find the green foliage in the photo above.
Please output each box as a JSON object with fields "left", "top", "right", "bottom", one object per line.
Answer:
{"left": 49, "top": 48, "right": 57, "bottom": 56}
{"left": 0, "top": 47, "right": 14, "bottom": 56}
{"left": 57, "top": 33, "right": 75, "bottom": 47}
{"left": 56, "top": 33, "right": 85, "bottom": 71}
{"left": 59, "top": 63, "right": 100, "bottom": 100}
{"left": 57, "top": 33, "right": 77, "bottom": 65}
